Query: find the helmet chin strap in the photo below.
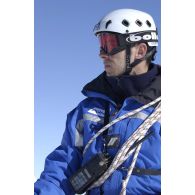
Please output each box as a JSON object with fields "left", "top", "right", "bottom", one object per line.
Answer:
{"left": 123, "top": 45, "right": 156, "bottom": 75}
{"left": 123, "top": 45, "right": 142, "bottom": 75}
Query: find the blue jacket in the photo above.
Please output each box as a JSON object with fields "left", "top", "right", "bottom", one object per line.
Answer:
{"left": 35, "top": 66, "right": 161, "bottom": 195}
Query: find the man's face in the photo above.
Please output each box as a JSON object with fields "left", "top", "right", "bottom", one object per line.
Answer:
{"left": 99, "top": 50, "right": 126, "bottom": 77}
{"left": 97, "top": 32, "right": 128, "bottom": 76}
{"left": 98, "top": 32, "right": 139, "bottom": 76}
{"left": 100, "top": 46, "right": 139, "bottom": 77}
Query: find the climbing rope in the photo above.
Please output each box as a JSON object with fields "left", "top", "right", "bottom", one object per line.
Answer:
{"left": 83, "top": 97, "right": 161, "bottom": 155}
{"left": 83, "top": 97, "right": 161, "bottom": 194}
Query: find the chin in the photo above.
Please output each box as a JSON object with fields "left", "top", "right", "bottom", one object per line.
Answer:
{"left": 106, "top": 72, "right": 116, "bottom": 77}
{"left": 105, "top": 71, "right": 112, "bottom": 77}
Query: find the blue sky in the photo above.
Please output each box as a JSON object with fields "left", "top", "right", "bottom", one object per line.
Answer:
{"left": 35, "top": 0, "right": 161, "bottom": 179}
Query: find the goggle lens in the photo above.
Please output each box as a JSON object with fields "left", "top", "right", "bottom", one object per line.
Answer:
{"left": 98, "top": 33, "right": 120, "bottom": 55}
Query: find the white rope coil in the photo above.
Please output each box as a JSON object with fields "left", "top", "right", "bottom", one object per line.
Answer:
{"left": 83, "top": 97, "right": 161, "bottom": 155}
{"left": 120, "top": 102, "right": 161, "bottom": 195}
{"left": 88, "top": 101, "right": 161, "bottom": 192}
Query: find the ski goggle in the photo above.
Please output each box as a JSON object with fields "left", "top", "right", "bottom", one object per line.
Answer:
{"left": 97, "top": 33, "right": 125, "bottom": 56}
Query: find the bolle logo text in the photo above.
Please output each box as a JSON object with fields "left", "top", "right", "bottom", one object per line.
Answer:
{"left": 126, "top": 31, "right": 158, "bottom": 43}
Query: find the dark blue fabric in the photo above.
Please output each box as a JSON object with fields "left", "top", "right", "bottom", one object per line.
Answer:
{"left": 82, "top": 64, "right": 160, "bottom": 105}
{"left": 105, "top": 63, "right": 158, "bottom": 104}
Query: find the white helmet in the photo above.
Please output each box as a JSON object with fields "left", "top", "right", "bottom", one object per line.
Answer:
{"left": 94, "top": 9, "right": 158, "bottom": 47}
{"left": 93, "top": 9, "right": 158, "bottom": 74}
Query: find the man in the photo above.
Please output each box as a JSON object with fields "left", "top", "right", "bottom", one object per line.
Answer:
{"left": 35, "top": 9, "right": 161, "bottom": 195}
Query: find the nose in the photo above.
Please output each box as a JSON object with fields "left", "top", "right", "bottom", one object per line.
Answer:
{"left": 99, "top": 52, "right": 110, "bottom": 60}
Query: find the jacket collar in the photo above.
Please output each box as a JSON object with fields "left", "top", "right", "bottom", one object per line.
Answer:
{"left": 82, "top": 64, "right": 161, "bottom": 105}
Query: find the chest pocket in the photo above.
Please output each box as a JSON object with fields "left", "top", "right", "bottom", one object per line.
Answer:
{"left": 75, "top": 113, "right": 105, "bottom": 149}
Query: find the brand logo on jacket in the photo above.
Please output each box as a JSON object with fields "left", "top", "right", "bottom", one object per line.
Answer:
{"left": 88, "top": 107, "right": 105, "bottom": 118}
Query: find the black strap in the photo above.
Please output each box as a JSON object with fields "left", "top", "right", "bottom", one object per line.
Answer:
{"left": 124, "top": 45, "right": 132, "bottom": 74}
{"left": 103, "top": 102, "right": 110, "bottom": 128}
{"left": 132, "top": 167, "right": 161, "bottom": 175}
{"left": 102, "top": 101, "right": 110, "bottom": 138}
{"left": 100, "top": 102, "right": 110, "bottom": 195}
{"left": 119, "top": 131, "right": 161, "bottom": 176}
{"left": 124, "top": 45, "right": 143, "bottom": 75}
{"left": 120, "top": 166, "right": 161, "bottom": 175}
{"left": 124, "top": 45, "right": 156, "bottom": 75}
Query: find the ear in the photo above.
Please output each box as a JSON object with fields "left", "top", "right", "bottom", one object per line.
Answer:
{"left": 136, "top": 43, "right": 147, "bottom": 59}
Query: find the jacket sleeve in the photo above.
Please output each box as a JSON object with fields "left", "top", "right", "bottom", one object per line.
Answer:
{"left": 34, "top": 106, "right": 83, "bottom": 195}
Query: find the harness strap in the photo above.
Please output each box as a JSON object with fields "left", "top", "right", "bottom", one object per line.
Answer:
{"left": 132, "top": 167, "right": 161, "bottom": 175}
{"left": 120, "top": 166, "right": 161, "bottom": 175}
{"left": 100, "top": 102, "right": 110, "bottom": 195}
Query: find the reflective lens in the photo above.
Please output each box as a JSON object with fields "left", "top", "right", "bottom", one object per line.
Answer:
{"left": 98, "top": 33, "right": 123, "bottom": 55}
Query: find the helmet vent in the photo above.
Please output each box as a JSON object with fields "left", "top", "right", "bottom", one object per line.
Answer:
{"left": 105, "top": 20, "right": 112, "bottom": 29}
{"left": 146, "top": 20, "right": 152, "bottom": 27}
{"left": 135, "top": 20, "right": 142, "bottom": 27}
{"left": 122, "top": 19, "right": 129, "bottom": 27}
